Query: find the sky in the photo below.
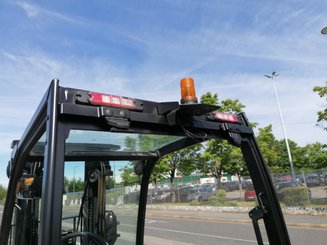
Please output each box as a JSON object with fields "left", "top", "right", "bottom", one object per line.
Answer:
{"left": 0, "top": 0, "right": 327, "bottom": 187}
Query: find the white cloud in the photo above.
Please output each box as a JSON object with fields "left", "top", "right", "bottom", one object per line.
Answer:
{"left": 1, "top": 0, "right": 327, "bottom": 188}
{"left": 14, "top": 1, "right": 84, "bottom": 25}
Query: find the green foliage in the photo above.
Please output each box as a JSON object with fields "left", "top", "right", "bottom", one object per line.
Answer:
{"left": 276, "top": 139, "right": 299, "bottom": 171}
{"left": 63, "top": 177, "right": 84, "bottom": 193}
{"left": 226, "top": 201, "right": 238, "bottom": 207}
{"left": 0, "top": 184, "right": 7, "bottom": 200}
{"left": 150, "top": 161, "right": 170, "bottom": 187}
{"left": 256, "top": 125, "right": 280, "bottom": 171}
{"left": 295, "top": 143, "right": 327, "bottom": 170}
{"left": 219, "top": 98, "right": 245, "bottom": 113}
{"left": 198, "top": 92, "right": 248, "bottom": 184}
{"left": 200, "top": 92, "right": 219, "bottom": 105}
{"left": 199, "top": 140, "right": 233, "bottom": 186}
{"left": 124, "top": 134, "right": 193, "bottom": 186}
{"left": 120, "top": 166, "right": 140, "bottom": 187}
{"left": 159, "top": 144, "right": 200, "bottom": 185}
{"left": 189, "top": 200, "right": 200, "bottom": 206}
{"left": 216, "top": 189, "right": 227, "bottom": 201}
{"left": 208, "top": 190, "right": 238, "bottom": 206}
{"left": 257, "top": 125, "right": 327, "bottom": 172}
{"left": 313, "top": 82, "right": 327, "bottom": 130}
{"left": 208, "top": 189, "right": 227, "bottom": 203}
{"left": 282, "top": 186, "right": 310, "bottom": 207}
{"left": 106, "top": 191, "right": 122, "bottom": 205}
{"left": 200, "top": 92, "right": 245, "bottom": 113}
{"left": 224, "top": 146, "right": 248, "bottom": 178}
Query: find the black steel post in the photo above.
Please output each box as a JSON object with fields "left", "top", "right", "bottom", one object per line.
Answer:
{"left": 39, "top": 79, "right": 66, "bottom": 245}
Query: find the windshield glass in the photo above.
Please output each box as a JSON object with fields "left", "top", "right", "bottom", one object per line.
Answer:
{"left": 61, "top": 129, "right": 169, "bottom": 244}
{"left": 62, "top": 160, "right": 141, "bottom": 245}
{"left": 30, "top": 130, "right": 184, "bottom": 156}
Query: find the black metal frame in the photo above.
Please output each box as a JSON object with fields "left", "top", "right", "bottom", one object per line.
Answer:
{"left": 1, "top": 79, "right": 291, "bottom": 245}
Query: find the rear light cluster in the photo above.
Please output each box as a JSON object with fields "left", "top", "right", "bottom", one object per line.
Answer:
{"left": 211, "top": 111, "right": 239, "bottom": 123}
{"left": 88, "top": 92, "right": 137, "bottom": 110}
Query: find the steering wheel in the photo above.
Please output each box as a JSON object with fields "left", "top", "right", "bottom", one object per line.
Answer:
{"left": 61, "top": 232, "right": 108, "bottom": 245}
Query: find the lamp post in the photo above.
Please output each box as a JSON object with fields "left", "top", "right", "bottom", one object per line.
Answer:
{"left": 73, "top": 166, "right": 79, "bottom": 204}
{"left": 264, "top": 72, "right": 295, "bottom": 180}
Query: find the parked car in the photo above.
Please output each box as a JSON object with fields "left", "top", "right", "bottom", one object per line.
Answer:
{"left": 195, "top": 186, "right": 214, "bottom": 202}
{"left": 319, "top": 172, "right": 327, "bottom": 185}
{"left": 244, "top": 184, "right": 256, "bottom": 201}
{"left": 241, "top": 179, "right": 252, "bottom": 189}
{"left": 151, "top": 189, "right": 173, "bottom": 203}
{"left": 294, "top": 175, "right": 305, "bottom": 183}
{"left": 123, "top": 191, "right": 140, "bottom": 204}
{"left": 175, "top": 186, "right": 197, "bottom": 202}
{"left": 275, "top": 181, "right": 311, "bottom": 200}
{"left": 220, "top": 181, "right": 239, "bottom": 192}
{"left": 305, "top": 174, "right": 320, "bottom": 187}
{"left": 202, "top": 183, "right": 216, "bottom": 192}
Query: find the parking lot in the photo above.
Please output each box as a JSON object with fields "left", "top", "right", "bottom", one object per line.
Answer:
{"left": 225, "top": 185, "right": 327, "bottom": 201}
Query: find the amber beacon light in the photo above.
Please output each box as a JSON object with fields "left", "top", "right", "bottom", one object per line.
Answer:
{"left": 180, "top": 78, "right": 198, "bottom": 104}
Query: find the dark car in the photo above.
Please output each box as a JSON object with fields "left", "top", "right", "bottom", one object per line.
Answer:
{"left": 151, "top": 189, "right": 173, "bottom": 203}
{"left": 275, "top": 181, "right": 311, "bottom": 200}
{"left": 221, "top": 181, "right": 239, "bottom": 192}
{"left": 319, "top": 172, "right": 327, "bottom": 185}
{"left": 123, "top": 191, "right": 140, "bottom": 204}
{"left": 305, "top": 174, "right": 320, "bottom": 187}
{"left": 195, "top": 186, "right": 214, "bottom": 202}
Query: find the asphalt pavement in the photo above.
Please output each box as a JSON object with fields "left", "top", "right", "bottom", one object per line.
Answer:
{"left": 146, "top": 207, "right": 327, "bottom": 229}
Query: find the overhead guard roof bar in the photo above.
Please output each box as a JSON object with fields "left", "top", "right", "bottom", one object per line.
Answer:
{"left": 0, "top": 79, "right": 291, "bottom": 245}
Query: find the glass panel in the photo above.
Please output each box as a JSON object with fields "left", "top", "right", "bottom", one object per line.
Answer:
{"left": 30, "top": 131, "right": 185, "bottom": 157}
{"left": 62, "top": 160, "right": 141, "bottom": 244}
{"left": 65, "top": 130, "right": 184, "bottom": 153}
{"left": 145, "top": 142, "right": 266, "bottom": 244}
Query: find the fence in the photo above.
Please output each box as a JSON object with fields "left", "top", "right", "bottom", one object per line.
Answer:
{"left": 62, "top": 169, "right": 327, "bottom": 208}
{"left": 146, "top": 169, "right": 327, "bottom": 207}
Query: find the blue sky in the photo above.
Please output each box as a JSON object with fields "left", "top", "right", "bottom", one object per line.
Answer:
{"left": 0, "top": 0, "right": 327, "bottom": 187}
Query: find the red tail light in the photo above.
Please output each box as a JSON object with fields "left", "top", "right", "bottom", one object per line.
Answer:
{"left": 211, "top": 112, "right": 239, "bottom": 123}
{"left": 89, "top": 92, "right": 137, "bottom": 110}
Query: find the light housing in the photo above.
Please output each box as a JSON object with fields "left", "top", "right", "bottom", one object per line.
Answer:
{"left": 211, "top": 111, "right": 239, "bottom": 123}
{"left": 180, "top": 78, "right": 198, "bottom": 104}
{"left": 89, "top": 92, "right": 137, "bottom": 110}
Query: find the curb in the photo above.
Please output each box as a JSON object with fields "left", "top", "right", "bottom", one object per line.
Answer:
{"left": 147, "top": 204, "right": 327, "bottom": 215}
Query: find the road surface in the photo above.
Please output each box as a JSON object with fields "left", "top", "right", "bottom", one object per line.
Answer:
{"left": 1, "top": 205, "right": 326, "bottom": 244}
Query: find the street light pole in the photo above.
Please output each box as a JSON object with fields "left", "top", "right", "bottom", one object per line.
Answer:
{"left": 73, "top": 166, "right": 79, "bottom": 205}
{"left": 264, "top": 72, "right": 295, "bottom": 180}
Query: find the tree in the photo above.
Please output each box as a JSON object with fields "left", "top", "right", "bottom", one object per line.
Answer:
{"left": 275, "top": 139, "right": 300, "bottom": 173}
{"left": 120, "top": 166, "right": 140, "bottom": 187}
{"left": 150, "top": 161, "right": 170, "bottom": 188}
{"left": 313, "top": 82, "right": 327, "bottom": 130}
{"left": 256, "top": 125, "right": 281, "bottom": 172}
{"left": 68, "top": 178, "right": 84, "bottom": 192}
{"left": 124, "top": 133, "right": 199, "bottom": 187}
{"left": 159, "top": 145, "right": 199, "bottom": 186}
{"left": 198, "top": 140, "right": 232, "bottom": 188}
{"left": 295, "top": 143, "right": 327, "bottom": 170}
{"left": 0, "top": 185, "right": 7, "bottom": 200}
{"left": 224, "top": 146, "right": 249, "bottom": 182}
{"left": 198, "top": 92, "right": 247, "bottom": 187}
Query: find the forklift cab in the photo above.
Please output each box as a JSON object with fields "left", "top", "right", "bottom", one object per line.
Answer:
{"left": 1, "top": 78, "right": 291, "bottom": 244}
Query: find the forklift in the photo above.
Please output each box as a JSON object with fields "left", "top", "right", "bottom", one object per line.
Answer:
{"left": 0, "top": 78, "right": 291, "bottom": 244}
